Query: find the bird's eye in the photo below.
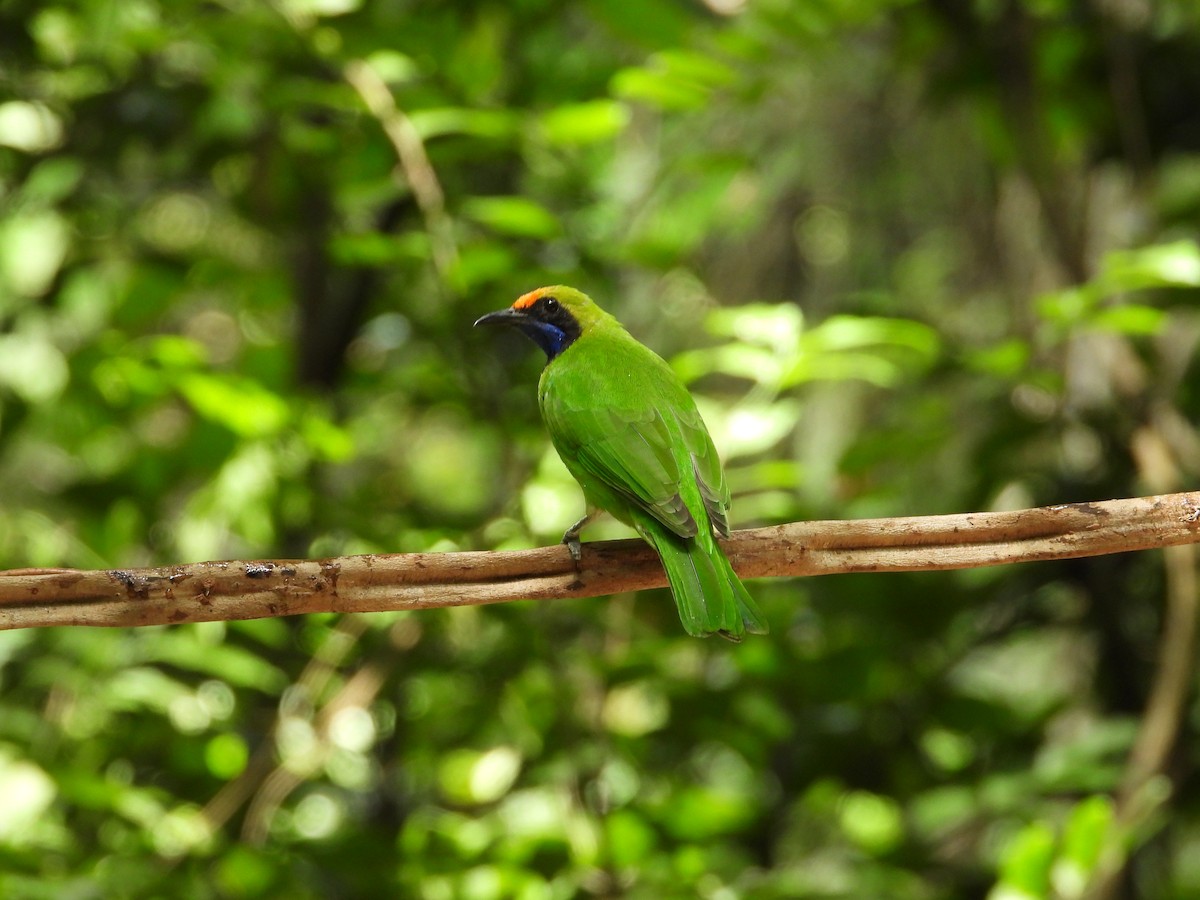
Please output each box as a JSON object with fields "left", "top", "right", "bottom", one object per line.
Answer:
{"left": 543, "top": 296, "right": 558, "bottom": 310}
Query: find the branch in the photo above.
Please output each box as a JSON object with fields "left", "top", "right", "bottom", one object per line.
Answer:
{"left": 342, "top": 59, "right": 458, "bottom": 276}
{"left": 3, "top": 492, "right": 1200, "bottom": 631}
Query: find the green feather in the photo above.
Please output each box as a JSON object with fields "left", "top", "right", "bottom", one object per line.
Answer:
{"left": 540, "top": 290, "right": 765, "bottom": 639}
{"left": 638, "top": 523, "right": 767, "bottom": 640}
{"left": 481, "top": 285, "right": 768, "bottom": 640}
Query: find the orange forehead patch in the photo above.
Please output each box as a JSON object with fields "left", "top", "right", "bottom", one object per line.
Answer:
{"left": 513, "top": 288, "right": 547, "bottom": 310}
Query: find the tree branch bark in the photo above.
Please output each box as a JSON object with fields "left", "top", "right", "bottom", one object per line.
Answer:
{"left": 3, "top": 491, "right": 1200, "bottom": 630}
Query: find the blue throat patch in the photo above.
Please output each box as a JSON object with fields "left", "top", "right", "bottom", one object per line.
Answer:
{"left": 517, "top": 319, "right": 572, "bottom": 361}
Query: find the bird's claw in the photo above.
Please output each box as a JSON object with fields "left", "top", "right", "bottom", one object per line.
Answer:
{"left": 563, "top": 534, "right": 583, "bottom": 562}
{"left": 561, "top": 513, "right": 591, "bottom": 563}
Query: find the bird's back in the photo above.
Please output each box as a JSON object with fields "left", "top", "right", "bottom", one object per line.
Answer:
{"left": 539, "top": 325, "right": 691, "bottom": 419}
{"left": 537, "top": 324, "right": 727, "bottom": 537}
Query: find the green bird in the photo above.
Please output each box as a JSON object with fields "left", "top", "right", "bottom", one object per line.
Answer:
{"left": 475, "top": 285, "right": 768, "bottom": 640}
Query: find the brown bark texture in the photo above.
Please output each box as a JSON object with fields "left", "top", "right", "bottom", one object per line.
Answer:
{"left": 2, "top": 492, "right": 1198, "bottom": 630}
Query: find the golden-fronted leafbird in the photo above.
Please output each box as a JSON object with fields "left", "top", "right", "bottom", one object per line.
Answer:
{"left": 475, "top": 285, "right": 768, "bottom": 640}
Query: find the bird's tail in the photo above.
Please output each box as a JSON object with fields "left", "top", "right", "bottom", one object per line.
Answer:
{"left": 640, "top": 526, "right": 769, "bottom": 641}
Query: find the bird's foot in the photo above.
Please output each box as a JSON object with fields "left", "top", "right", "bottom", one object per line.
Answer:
{"left": 561, "top": 514, "right": 592, "bottom": 563}
{"left": 564, "top": 534, "right": 582, "bottom": 562}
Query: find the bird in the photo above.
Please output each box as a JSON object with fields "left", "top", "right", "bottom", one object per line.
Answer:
{"left": 475, "top": 285, "right": 768, "bottom": 640}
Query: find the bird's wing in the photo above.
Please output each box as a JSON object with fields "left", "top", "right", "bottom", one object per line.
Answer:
{"left": 545, "top": 403, "right": 701, "bottom": 538}
{"left": 678, "top": 412, "right": 732, "bottom": 538}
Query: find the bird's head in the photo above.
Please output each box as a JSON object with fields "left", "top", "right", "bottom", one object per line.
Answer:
{"left": 474, "top": 285, "right": 609, "bottom": 362}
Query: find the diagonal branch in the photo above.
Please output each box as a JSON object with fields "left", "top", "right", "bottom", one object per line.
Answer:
{"left": 343, "top": 59, "right": 458, "bottom": 276}
{"left": 3, "top": 491, "right": 1200, "bottom": 631}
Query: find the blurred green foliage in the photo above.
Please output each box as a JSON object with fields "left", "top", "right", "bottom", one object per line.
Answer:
{"left": 2, "top": 0, "right": 1200, "bottom": 897}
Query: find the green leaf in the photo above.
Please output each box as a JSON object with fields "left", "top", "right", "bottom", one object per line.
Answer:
{"left": 612, "top": 49, "right": 736, "bottom": 110}
{"left": 1089, "top": 304, "right": 1168, "bottom": 335}
{"left": 706, "top": 303, "right": 804, "bottom": 351}
{"left": 408, "top": 107, "right": 518, "bottom": 141}
{"left": 328, "top": 232, "right": 415, "bottom": 266}
{"left": 205, "top": 733, "right": 249, "bottom": 779}
{"left": 178, "top": 372, "right": 290, "bottom": 437}
{"left": 605, "top": 809, "right": 658, "bottom": 868}
{"left": 996, "top": 821, "right": 1056, "bottom": 897}
{"left": 538, "top": 100, "right": 630, "bottom": 145}
{"left": 0, "top": 101, "right": 64, "bottom": 153}
{"left": 1059, "top": 796, "right": 1115, "bottom": 880}
{"left": 150, "top": 335, "right": 208, "bottom": 369}
{"left": 0, "top": 751, "right": 56, "bottom": 844}
{"left": 145, "top": 632, "right": 288, "bottom": 693}
{"left": 0, "top": 333, "right": 69, "bottom": 403}
{"left": 21, "top": 156, "right": 85, "bottom": 204}
{"left": 672, "top": 344, "right": 782, "bottom": 385}
{"left": 803, "top": 315, "right": 940, "bottom": 359}
{"left": 301, "top": 413, "right": 355, "bottom": 462}
{"left": 1100, "top": 240, "right": 1200, "bottom": 291}
{"left": 585, "top": 0, "right": 691, "bottom": 46}
{"left": 602, "top": 681, "right": 669, "bottom": 737}
{"left": 655, "top": 49, "right": 737, "bottom": 87}
{"left": 439, "top": 746, "right": 522, "bottom": 805}
{"left": 448, "top": 242, "right": 519, "bottom": 293}
{"left": 280, "top": 0, "right": 362, "bottom": 18}
{"left": 362, "top": 50, "right": 419, "bottom": 84}
{"left": 1037, "top": 286, "right": 1100, "bottom": 326}
{"left": 611, "top": 67, "right": 710, "bottom": 111}
{"left": 0, "top": 211, "right": 70, "bottom": 297}
{"left": 661, "top": 786, "right": 756, "bottom": 839}
{"left": 967, "top": 339, "right": 1032, "bottom": 377}
{"left": 839, "top": 790, "right": 905, "bottom": 854}
{"left": 462, "top": 197, "right": 561, "bottom": 239}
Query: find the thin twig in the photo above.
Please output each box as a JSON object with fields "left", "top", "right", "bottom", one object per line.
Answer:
{"left": 243, "top": 652, "right": 392, "bottom": 843}
{"left": 201, "top": 615, "right": 371, "bottom": 838}
{"left": 342, "top": 59, "right": 458, "bottom": 275}
{"left": 1085, "top": 429, "right": 1200, "bottom": 899}
{"left": 2, "top": 491, "right": 1200, "bottom": 631}
{"left": 1122, "top": 435, "right": 1198, "bottom": 794}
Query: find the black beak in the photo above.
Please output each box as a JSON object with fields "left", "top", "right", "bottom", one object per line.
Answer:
{"left": 474, "top": 308, "right": 525, "bottom": 328}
